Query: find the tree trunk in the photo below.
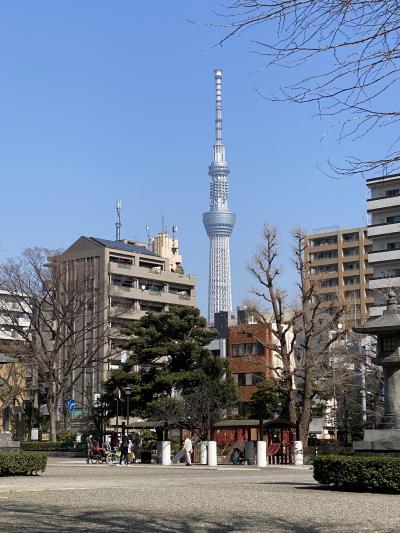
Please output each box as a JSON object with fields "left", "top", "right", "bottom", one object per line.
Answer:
{"left": 48, "top": 402, "right": 58, "bottom": 443}
{"left": 298, "top": 372, "right": 313, "bottom": 447}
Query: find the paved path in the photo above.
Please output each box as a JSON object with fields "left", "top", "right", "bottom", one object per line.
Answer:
{"left": 0, "top": 458, "right": 399, "bottom": 532}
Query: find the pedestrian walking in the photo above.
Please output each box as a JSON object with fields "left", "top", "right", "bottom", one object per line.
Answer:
{"left": 119, "top": 434, "right": 129, "bottom": 465}
{"left": 183, "top": 435, "right": 193, "bottom": 466}
{"left": 127, "top": 439, "right": 135, "bottom": 464}
{"left": 86, "top": 434, "right": 93, "bottom": 464}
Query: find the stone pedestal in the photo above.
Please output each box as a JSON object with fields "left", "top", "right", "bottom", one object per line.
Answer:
{"left": 0, "top": 432, "right": 20, "bottom": 453}
{"left": 353, "top": 292, "right": 400, "bottom": 456}
{"left": 353, "top": 429, "right": 400, "bottom": 455}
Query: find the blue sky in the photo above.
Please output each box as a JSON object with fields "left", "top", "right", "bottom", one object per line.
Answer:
{"left": 0, "top": 1, "right": 387, "bottom": 316}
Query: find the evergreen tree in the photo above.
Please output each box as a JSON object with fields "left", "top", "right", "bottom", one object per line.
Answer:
{"left": 103, "top": 307, "right": 237, "bottom": 430}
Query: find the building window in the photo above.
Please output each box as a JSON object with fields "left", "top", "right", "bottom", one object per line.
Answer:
{"left": 344, "top": 262, "right": 359, "bottom": 271}
{"left": 237, "top": 373, "right": 246, "bottom": 386}
{"left": 386, "top": 189, "right": 400, "bottom": 197}
{"left": 231, "top": 343, "right": 264, "bottom": 356}
{"left": 343, "top": 247, "right": 358, "bottom": 257}
{"left": 343, "top": 233, "right": 359, "bottom": 242}
{"left": 252, "top": 373, "right": 264, "bottom": 385}
{"left": 387, "top": 242, "right": 400, "bottom": 251}
{"left": 381, "top": 336, "right": 395, "bottom": 353}
{"left": 387, "top": 215, "right": 400, "bottom": 224}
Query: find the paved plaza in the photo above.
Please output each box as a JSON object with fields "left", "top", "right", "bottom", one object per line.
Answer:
{"left": 0, "top": 458, "right": 399, "bottom": 532}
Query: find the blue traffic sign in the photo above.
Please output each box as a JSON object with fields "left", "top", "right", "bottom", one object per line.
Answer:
{"left": 67, "top": 399, "right": 75, "bottom": 413}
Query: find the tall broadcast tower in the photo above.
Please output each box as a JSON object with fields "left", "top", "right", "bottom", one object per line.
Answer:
{"left": 203, "top": 69, "right": 236, "bottom": 324}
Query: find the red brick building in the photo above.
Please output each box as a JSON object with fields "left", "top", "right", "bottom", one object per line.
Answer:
{"left": 227, "top": 323, "right": 274, "bottom": 416}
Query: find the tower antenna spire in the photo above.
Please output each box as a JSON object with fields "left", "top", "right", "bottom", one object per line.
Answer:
{"left": 203, "top": 68, "right": 236, "bottom": 325}
{"left": 115, "top": 200, "right": 122, "bottom": 241}
{"left": 215, "top": 68, "right": 223, "bottom": 145}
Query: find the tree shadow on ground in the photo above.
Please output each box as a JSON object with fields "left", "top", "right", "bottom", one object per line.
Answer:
{"left": 0, "top": 501, "right": 348, "bottom": 533}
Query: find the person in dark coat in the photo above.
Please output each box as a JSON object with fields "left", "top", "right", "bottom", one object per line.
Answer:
{"left": 119, "top": 434, "right": 129, "bottom": 465}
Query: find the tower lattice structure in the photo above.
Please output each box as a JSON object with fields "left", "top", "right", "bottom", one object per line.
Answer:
{"left": 203, "top": 69, "right": 236, "bottom": 325}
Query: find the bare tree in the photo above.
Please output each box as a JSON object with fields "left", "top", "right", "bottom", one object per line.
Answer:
{"left": 204, "top": 1, "right": 400, "bottom": 177}
{"left": 0, "top": 248, "right": 113, "bottom": 442}
{"left": 246, "top": 224, "right": 355, "bottom": 444}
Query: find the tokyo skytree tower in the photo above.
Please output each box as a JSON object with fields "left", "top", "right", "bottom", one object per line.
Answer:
{"left": 203, "top": 69, "right": 236, "bottom": 324}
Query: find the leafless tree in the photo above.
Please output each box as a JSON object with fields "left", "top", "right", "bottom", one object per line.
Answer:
{"left": 0, "top": 248, "right": 114, "bottom": 442}
{"left": 246, "top": 224, "right": 357, "bottom": 444}
{"left": 204, "top": 1, "right": 400, "bottom": 177}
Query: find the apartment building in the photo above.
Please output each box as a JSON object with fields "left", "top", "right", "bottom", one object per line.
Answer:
{"left": 227, "top": 323, "right": 274, "bottom": 417}
{"left": 305, "top": 227, "right": 373, "bottom": 319}
{"left": 366, "top": 173, "right": 400, "bottom": 316}
{"left": 54, "top": 235, "right": 196, "bottom": 410}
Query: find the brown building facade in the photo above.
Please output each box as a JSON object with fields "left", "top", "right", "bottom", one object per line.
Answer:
{"left": 227, "top": 323, "right": 273, "bottom": 416}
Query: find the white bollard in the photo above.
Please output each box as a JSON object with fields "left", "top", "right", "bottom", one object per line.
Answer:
{"left": 161, "top": 441, "right": 171, "bottom": 466}
{"left": 294, "top": 440, "right": 303, "bottom": 466}
{"left": 207, "top": 440, "right": 217, "bottom": 466}
{"left": 200, "top": 441, "right": 208, "bottom": 465}
{"left": 256, "top": 441, "right": 267, "bottom": 467}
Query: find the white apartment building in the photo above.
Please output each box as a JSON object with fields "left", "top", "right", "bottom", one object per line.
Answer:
{"left": 0, "top": 291, "right": 31, "bottom": 343}
{"left": 367, "top": 173, "right": 400, "bottom": 316}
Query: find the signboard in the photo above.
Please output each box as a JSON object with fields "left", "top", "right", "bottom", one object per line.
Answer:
{"left": 67, "top": 399, "right": 75, "bottom": 413}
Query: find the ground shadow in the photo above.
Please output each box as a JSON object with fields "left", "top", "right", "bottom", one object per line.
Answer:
{"left": 0, "top": 500, "right": 363, "bottom": 533}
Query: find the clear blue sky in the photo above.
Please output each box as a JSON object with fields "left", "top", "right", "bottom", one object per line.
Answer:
{"left": 0, "top": 1, "right": 386, "bottom": 316}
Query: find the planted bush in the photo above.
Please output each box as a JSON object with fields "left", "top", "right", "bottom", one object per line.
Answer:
{"left": 0, "top": 452, "right": 47, "bottom": 476}
{"left": 20, "top": 441, "right": 77, "bottom": 452}
{"left": 314, "top": 455, "right": 400, "bottom": 493}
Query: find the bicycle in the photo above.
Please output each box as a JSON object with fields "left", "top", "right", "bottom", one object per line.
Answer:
{"left": 106, "top": 448, "right": 121, "bottom": 464}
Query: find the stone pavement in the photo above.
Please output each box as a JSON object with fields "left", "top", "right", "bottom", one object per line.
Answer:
{"left": 0, "top": 458, "right": 399, "bottom": 532}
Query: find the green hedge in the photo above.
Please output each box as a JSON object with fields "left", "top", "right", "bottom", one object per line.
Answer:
{"left": 20, "top": 441, "right": 78, "bottom": 452}
{"left": 0, "top": 452, "right": 47, "bottom": 476}
{"left": 314, "top": 455, "right": 400, "bottom": 493}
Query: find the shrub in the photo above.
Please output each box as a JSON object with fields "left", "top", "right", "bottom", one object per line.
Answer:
{"left": 314, "top": 455, "right": 400, "bottom": 493}
{"left": 57, "top": 429, "right": 77, "bottom": 445}
{"left": 20, "top": 441, "right": 77, "bottom": 452}
{"left": 0, "top": 452, "right": 47, "bottom": 476}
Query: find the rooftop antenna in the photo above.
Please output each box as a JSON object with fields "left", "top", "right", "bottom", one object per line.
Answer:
{"left": 146, "top": 225, "right": 151, "bottom": 245}
{"left": 161, "top": 214, "right": 167, "bottom": 233}
{"left": 172, "top": 225, "right": 178, "bottom": 255}
{"left": 115, "top": 200, "right": 122, "bottom": 241}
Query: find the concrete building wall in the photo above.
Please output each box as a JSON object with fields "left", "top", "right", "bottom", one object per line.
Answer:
{"left": 367, "top": 174, "right": 400, "bottom": 316}
{"left": 55, "top": 235, "right": 197, "bottom": 411}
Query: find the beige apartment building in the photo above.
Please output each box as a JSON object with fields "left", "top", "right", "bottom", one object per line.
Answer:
{"left": 53, "top": 234, "right": 196, "bottom": 413}
{"left": 305, "top": 227, "right": 374, "bottom": 319}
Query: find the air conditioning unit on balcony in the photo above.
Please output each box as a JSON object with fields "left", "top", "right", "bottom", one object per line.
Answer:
{"left": 152, "top": 266, "right": 161, "bottom": 273}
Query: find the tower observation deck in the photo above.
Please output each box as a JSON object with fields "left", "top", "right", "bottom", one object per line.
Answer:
{"left": 203, "top": 69, "right": 236, "bottom": 324}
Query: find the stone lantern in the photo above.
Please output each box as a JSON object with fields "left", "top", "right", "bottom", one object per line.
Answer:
{"left": 353, "top": 291, "right": 400, "bottom": 454}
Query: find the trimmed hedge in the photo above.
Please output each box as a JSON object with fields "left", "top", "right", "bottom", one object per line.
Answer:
{"left": 314, "top": 455, "right": 400, "bottom": 493}
{"left": 0, "top": 452, "right": 47, "bottom": 476}
{"left": 21, "top": 441, "right": 78, "bottom": 452}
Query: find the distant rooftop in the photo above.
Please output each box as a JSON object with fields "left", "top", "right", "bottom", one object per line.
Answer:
{"left": 90, "top": 237, "right": 159, "bottom": 257}
{"left": 367, "top": 172, "right": 400, "bottom": 183}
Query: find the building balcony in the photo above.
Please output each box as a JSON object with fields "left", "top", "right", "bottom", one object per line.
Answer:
{"left": 367, "top": 222, "right": 400, "bottom": 238}
{"left": 367, "top": 195, "right": 400, "bottom": 212}
{"left": 369, "top": 276, "right": 400, "bottom": 289}
{"left": 342, "top": 254, "right": 360, "bottom": 262}
{"left": 307, "top": 242, "right": 338, "bottom": 252}
{"left": 310, "top": 257, "right": 338, "bottom": 265}
{"left": 368, "top": 250, "right": 400, "bottom": 263}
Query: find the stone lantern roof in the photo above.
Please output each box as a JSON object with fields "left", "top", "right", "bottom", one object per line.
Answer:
{"left": 353, "top": 291, "right": 400, "bottom": 335}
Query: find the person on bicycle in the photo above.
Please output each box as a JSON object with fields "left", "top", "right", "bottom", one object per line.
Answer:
{"left": 92, "top": 441, "right": 106, "bottom": 458}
